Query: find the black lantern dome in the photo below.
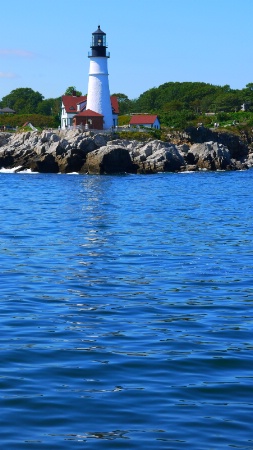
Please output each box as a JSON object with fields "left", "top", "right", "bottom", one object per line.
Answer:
{"left": 89, "top": 25, "right": 109, "bottom": 58}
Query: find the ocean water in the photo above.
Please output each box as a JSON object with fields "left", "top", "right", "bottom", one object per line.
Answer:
{"left": 1, "top": 169, "right": 253, "bottom": 449}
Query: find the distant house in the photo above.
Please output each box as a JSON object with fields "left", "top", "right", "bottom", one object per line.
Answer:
{"left": 61, "top": 94, "right": 119, "bottom": 130}
{"left": 0, "top": 107, "right": 16, "bottom": 115}
{"left": 129, "top": 114, "right": 160, "bottom": 130}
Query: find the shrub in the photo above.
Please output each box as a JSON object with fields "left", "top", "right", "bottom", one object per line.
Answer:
{"left": 0, "top": 114, "right": 60, "bottom": 129}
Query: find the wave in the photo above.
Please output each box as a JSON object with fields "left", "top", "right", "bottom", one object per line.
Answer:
{"left": 0, "top": 167, "right": 38, "bottom": 174}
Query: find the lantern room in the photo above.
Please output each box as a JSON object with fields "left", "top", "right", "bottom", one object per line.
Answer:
{"left": 89, "top": 25, "right": 109, "bottom": 57}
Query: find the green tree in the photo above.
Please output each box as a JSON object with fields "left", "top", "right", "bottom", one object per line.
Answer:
{"left": 163, "top": 100, "right": 185, "bottom": 112}
{"left": 37, "top": 97, "right": 61, "bottom": 116}
{"left": 1, "top": 88, "right": 44, "bottom": 114}
{"left": 135, "top": 87, "right": 158, "bottom": 112}
{"left": 241, "top": 83, "right": 253, "bottom": 109}
{"left": 37, "top": 99, "right": 53, "bottom": 115}
{"left": 189, "top": 99, "right": 202, "bottom": 113}
{"left": 64, "top": 86, "right": 82, "bottom": 96}
{"left": 159, "top": 110, "right": 196, "bottom": 129}
{"left": 214, "top": 92, "right": 242, "bottom": 112}
{"left": 111, "top": 93, "right": 135, "bottom": 115}
{"left": 220, "top": 84, "right": 231, "bottom": 92}
{"left": 245, "top": 83, "right": 253, "bottom": 91}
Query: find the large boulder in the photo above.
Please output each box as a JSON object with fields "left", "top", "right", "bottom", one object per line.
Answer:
{"left": 85, "top": 145, "right": 135, "bottom": 174}
{"left": 0, "top": 151, "right": 15, "bottom": 168}
{"left": 40, "top": 130, "right": 58, "bottom": 143}
{"left": 0, "top": 133, "right": 12, "bottom": 147}
{"left": 30, "top": 154, "right": 59, "bottom": 173}
{"left": 0, "top": 132, "right": 37, "bottom": 169}
{"left": 93, "top": 133, "right": 111, "bottom": 147}
{"left": 246, "top": 152, "right": 253, "bottom": 168}
{"left": 32, "top": 133, "right": 100, "bottom": 173}
{"left": 130, "top": 140, "right": 185, "bottom": 173}
{"left": 185, "top": 126, "right": 248, "bottom": 158}
{"left": 56, "top": 149, "right": 87, "bottom": 173}
{"left": 186, "top": 141, "right": 232, "bottom": 170}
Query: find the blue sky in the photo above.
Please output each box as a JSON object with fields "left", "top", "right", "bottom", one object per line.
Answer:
{"left": 1, "top": 0, "right": 253, "bottom": 101}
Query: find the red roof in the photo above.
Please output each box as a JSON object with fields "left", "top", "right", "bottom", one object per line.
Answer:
{"left": 74, "top": 109, "right": 103, "bottom": 117}
{"left": 130, "top": 114, "right": 159, "bottom": 125}
{"left": 62, "top": 95, "right": 119, "bottom": 114}
{"left": 62, "top": 95, "right": 87, "bottom": 113}
{"left": 110, "top": 95, "right": 119, "bottom": 114}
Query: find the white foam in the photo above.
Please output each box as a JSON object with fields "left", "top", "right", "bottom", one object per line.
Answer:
{"left": 0, "top": 166, "right": 22, "bottom": 173}
{"left": 57, "top": 172, "right": 79, "bottom": 175}
{"left": 0, "top": 167, "right": 38, "bottom": 174}
{"left": 19, "top": 168, "right": 39, "bottom": 174}
{"left": 179, "top": 170, "right": 198, "bottom": 174}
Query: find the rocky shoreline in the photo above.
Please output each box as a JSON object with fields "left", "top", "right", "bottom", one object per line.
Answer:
{"left": 0, "top": 127, "right": 253, "bottom": 174}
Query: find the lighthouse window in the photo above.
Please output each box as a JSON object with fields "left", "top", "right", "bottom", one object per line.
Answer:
{"left": 92, "top": 35, "right": 106, "bottom": 46}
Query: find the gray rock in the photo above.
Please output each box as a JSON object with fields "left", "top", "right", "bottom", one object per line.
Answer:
{"left": 130, "top": 140, "right": 185, "bottom": 173}
{"left": 85, "top": 145, "right": 135, "bottom": 174}
{"left": 0, "top": 133, "right": 12, "bottom": 148}
{"left": 76, "top": 137, "right": 97, "bottom": 153}
{"left": 49, "top": 133, "right": 60, "bottom": 143}
{"left": 30, "top": 154, "right": 59, "bottom": 173}
{"left": 185, "top": 126, "right": 249, "bottom": 158}
{"left": 177, "top": 143, "right": 190, "bottom": 154}
{"left": 40, "top": 131, "right": 55, "bottom": 143}
{"left": 187, "top": 141, "right": 232, "bottom": 170}
{"left": 246, "top": 152, "right": 253, "bottom": 168}
{"left": 93, "top": 133, "right": 110, "bottom": 147}
{"left": 0, "top": 129, "right": 252, "bottom": 173}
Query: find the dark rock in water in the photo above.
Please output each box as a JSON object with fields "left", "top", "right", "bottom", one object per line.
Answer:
{"left": 0, "top": 152, "right": 15, "bottom": 168}
{"left": 85, "top": 145, "right": 135, "bottom": 174}
{"left": 30, "top": 154, "right": 59, "bottom": 173}
{"left": 57, "top": 150, "right": 86, "bottom": 173}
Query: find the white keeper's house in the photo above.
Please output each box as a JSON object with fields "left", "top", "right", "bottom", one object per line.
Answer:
{"left": 61, "top": 93, "right": 118, "bottom": 130}
{"left": 61, "top": 26, "right": 118, "bottom": 130}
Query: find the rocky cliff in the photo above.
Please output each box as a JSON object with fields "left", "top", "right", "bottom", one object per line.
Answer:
{"left": 0, "top": 128, "right": 252, "bottom": 174}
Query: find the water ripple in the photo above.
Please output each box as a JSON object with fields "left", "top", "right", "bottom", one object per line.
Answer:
{"left": 0, "top": 171, "right": 253, "bottom": 449}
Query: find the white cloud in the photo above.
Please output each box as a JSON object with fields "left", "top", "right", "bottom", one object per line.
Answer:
{"left": 0, "top": 49, "right": 35, "bottom": 57}
{"left": 0, "top": 72, "right": 17, "bottom": 78}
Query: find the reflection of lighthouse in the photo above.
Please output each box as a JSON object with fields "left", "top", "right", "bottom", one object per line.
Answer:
{"left": 86, "top": 26, "right": 113, "bottom": 129}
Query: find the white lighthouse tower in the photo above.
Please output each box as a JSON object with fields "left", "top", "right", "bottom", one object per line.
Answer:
{"left": 86, "top": 26, "right": 113, "bottom": 130}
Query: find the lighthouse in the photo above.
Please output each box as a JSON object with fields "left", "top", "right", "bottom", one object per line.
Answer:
{"left": 86, "top": 26, "right": 113, "bottom": 129}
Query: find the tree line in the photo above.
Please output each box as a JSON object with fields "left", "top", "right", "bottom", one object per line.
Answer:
{"left": 1, "top": 83, "right": 253, "bottom": 129}
{"left": 118, "top": 82, "right": 253, "bottom": 129}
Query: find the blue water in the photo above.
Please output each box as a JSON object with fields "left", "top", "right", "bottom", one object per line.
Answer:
{"left": 1, "top": 170, "right": 253, "bottom": 449}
